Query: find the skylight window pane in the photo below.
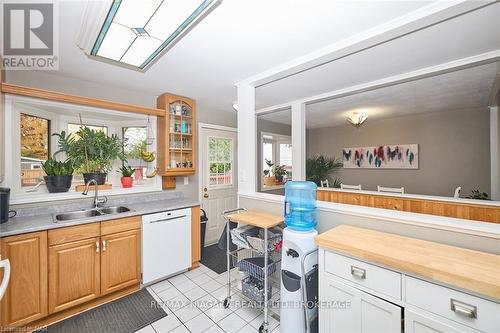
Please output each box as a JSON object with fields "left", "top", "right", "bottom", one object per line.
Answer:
{"left": 120, "top": 37, "right": 163, "bottom": 67}
{"left": 113, "top": 0, "right": 162, "bottom": 29}
{"left": 96, "top": 22, "right": 136, "bottom": 60}
{"left": 145, "top": 0, "right": 204, "bottom": 40}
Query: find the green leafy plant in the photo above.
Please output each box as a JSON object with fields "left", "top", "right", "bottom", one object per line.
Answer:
{"left": 119, "top": 164, "right": 136, "bottom": 177}
{"left": 53, "top": 126, "right": 125, "bottom": 173}
{"left": 306, "top": 155, "right": 342, "bottom": 187}
{"left": 273, "top": 164, "right": 287, "bottom": 181}
{"left": 42, "top": 157, "right": 74, "bottom": 176}
{"left": 465, "top": 189, "right": 490, "bottom": 200}
{"left": 263, "top": 159, "right": 274, "bottom": 177}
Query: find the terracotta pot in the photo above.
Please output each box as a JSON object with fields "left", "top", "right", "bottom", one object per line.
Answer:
{"left": 263, "top": 176, "right": 275, "bottom": 187}
{"left": 121, "top": 176, "right": 134, "bottom": 188}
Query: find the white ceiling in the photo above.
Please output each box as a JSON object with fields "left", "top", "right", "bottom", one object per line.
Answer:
{"left": 255, "top": 1, "right": 500, "bottom": 109}
{"left": 31, "top": 0, "right": 437, "bottom": 112}
{"left": 258, "top": 62, "right": 500, "bottom": 128}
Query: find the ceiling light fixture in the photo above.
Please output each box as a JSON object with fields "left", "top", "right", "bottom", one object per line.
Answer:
{"left": 85, "top": 0, "right": 220, "bottom": 70}
{"left": 346, "top": 112, "right": 368, "bottom": 128}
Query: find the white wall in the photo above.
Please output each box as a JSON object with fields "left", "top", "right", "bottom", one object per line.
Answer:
{"left": 5, "top": 71, "right": 237, "bottom": 200}
{"left": 491, "top": 107, "right": 500, "bottom": 200}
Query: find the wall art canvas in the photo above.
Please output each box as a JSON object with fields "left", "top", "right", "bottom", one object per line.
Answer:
{"left": 342, "top": 144, "right": 418, "bottom": 169}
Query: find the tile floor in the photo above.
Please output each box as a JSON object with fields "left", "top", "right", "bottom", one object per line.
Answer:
{"left": 136, "top": 264, "right": 280, "bottom": 333}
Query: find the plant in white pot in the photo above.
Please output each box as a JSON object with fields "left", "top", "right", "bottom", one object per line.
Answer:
{"left": 53, "top": 126, "right": 124, "bottom": 185}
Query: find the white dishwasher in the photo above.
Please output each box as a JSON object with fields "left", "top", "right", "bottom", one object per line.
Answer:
{"left": 142, "top": 208, "right": 192, "bottom": 285}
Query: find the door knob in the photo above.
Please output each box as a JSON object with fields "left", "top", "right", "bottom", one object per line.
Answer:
{"left": 204, "top": 193, "right": 209, "bottom": 198}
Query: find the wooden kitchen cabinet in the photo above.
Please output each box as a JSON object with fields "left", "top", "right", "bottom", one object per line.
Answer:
{"left": 100, "top": 229, "right": 141, "bottom": 295}
{"left": 0, "top": 231, "right": 48, "bottom": 327}
{"left": 157, "top": 93, "right": 196, "bottom": 189}
{"left": 190, "top": 206, "right": 201, "bottom": 269}
{"left": 48, "top": 237, "right": 100, "bottom": 313}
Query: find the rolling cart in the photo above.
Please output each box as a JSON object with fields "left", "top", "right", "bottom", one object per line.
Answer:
{"left": 222, "top": 208, "right": 284, "bottom": 333}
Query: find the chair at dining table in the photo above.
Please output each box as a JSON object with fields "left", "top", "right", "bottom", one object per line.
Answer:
{"left": 340, "top": 183, "right": 362, "bottom": 190}
{"left": 377, "top": 186, "right": 405, "bottom": 194}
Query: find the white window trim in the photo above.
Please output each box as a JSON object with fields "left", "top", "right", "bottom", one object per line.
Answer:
{"left": 2, "top": 95, "right": 161, "bottom": 203}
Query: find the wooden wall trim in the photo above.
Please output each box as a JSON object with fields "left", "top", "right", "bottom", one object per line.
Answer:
{"left": 1, "top": 83, "right": 165, "bottom": 117}
{"left": 317, "top": 189, "right": 500, "bottom": 224}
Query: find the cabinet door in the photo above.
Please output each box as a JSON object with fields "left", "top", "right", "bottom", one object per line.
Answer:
{"left": 0, "top": 231, "right": 48, "bottom": 327}
{"left": 100, "top": 229, "right": 140, "bottom": 295}
{"left": 48, "top": 237, "right": 100, "bottom": 313}
{"left": 320, "top": 275, "right": 402, "bottom": 333}
{"left": 405, "top": 310, "right": 480, "bottom": 333}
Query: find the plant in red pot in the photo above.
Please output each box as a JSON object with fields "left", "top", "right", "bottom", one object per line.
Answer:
{"left": 119, "top": 164, "right": 136, "bottom": 188}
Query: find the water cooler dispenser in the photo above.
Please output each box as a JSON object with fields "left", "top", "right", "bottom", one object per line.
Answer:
{"left": 281, "top": 181, "right": 318, "bottom": 333}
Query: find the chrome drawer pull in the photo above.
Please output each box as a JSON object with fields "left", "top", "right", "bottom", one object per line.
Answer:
{"left": 350, "top": 265, "right": 366, "bottom": 279}
{"left": 450, "top": 299, "right": 477, "bottom": 319}
{"left": 96, "top": 241, "right": 100, "bottom": 253}
{"left": 102, "top": 240, "right": 106, "bottom": 252}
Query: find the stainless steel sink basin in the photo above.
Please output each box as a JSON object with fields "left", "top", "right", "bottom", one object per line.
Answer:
{"left": 99, "top": 206, "right": 131, "bottom": 215}
{"left": 54, "top": 206, "right": 131, "bottom": 222}
{"left": 55, "top": 209, "right": 102, "bottom": 221}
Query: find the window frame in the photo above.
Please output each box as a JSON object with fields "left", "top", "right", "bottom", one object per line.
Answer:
{"left": 2, "top": 95, "right": 161, "bottom": 203}
{"left": 206, "top": 135, "right": 235, "bottom": 189}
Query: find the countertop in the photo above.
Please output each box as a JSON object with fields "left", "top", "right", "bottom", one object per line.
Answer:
{"left": 316, "top": 225, "right": 500, "bottom": 301}
{"left": 318, "top": 187, "right": 500, "bottom": 207}
{"left": 0, "top": 198, "right": 200, "bottom": 237}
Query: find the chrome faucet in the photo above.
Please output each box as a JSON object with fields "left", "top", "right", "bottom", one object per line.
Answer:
{"left": 82, "top": 179, "right": 107, "bottom": 209}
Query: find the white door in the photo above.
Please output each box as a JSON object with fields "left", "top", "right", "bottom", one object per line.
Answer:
{"left": 200, "top": 126, "right": 238, "bottom": 245}
{"left": 320, "top": 276, "right": 402, "bottom": 333}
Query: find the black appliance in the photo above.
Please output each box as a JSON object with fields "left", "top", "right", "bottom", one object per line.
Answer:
{"left": 0, "top": 188, "right": 16, "bottom": 223}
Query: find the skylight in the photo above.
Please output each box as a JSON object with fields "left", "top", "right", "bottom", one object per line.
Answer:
{"left": 91, "top": 0, "right": 216, "bottom": 70}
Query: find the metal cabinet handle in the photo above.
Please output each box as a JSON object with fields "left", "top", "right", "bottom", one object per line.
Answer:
{"left": 350, "top": 265, "right": 366, "bottom": 279}
{"left": 450, "top": 299, "right": 477, "bottom": 319}
{"left": 96, "top": 241, "right": 100, "bottom": 253}
{"left": 102, "top": 240, "right": 106, "bottom": 252}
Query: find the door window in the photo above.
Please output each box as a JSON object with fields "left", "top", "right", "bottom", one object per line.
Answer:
{"left": 208, "top": 137, "right": 233, "bottom": 188}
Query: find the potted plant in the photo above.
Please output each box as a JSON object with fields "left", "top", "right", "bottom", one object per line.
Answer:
{"left": 53, "top": 126, "right": 124, "bottom": 185}
{"left": 465, "top": 189, "right": 490, "bottom": 200}
{"left": 306, "top": 155, "right": 343, "bottom": 187}
{"left": 263, "top": 159, "right": 275, "bottom": 187}
{"left": 273, "top": 164, "right": 287, "bottom": 184}
{"left": 119, "top": 164, "right": 136, "bottom": 188}
{"left": 41, "top": 157, "right": 74, "bottom": 193}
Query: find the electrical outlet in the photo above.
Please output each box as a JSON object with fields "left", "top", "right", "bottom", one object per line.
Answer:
{"left": 183, "top": 177, "right": 189, "bottom": 185}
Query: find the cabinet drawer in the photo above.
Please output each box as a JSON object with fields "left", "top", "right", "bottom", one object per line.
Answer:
{"left": 48, "top": 223, "right": 100, "bottom": 246}
{"left": 405, "top": 276, "right": 500, "bottom": 333}
{"left": 101, "top": 216, "right": 141, "bottom": 236}
{"left": 324, "top": 251, "right": 401, "bottom": 300}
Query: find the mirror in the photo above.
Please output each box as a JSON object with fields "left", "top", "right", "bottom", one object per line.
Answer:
{"left": 256, "top": 109, "right": 292, "bottom": 195}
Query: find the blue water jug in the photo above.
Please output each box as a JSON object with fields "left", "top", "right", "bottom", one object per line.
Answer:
{"left": 284, "top": 181, "right": 317, "bottom": 231}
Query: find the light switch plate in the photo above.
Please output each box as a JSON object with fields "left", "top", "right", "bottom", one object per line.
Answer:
{"left": 183, "top": 177, "right": 189, "bottom": 185}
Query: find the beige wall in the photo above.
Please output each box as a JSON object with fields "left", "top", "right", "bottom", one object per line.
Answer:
{"left": 307, "top": 108, "right": 491, "bottom": 197}
{"left": 5, "top": 71, "right": 237, "bottom": 200}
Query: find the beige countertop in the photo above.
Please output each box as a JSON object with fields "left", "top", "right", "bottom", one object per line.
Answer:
{"left": 316, "top": 225, "right": 500, "bottom": 301}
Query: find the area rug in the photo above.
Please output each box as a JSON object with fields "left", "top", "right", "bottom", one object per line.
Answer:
{"left": 201, "top": 243, "right": 234, "bottom": 274}
{"left": 37, "top": 289, "right": 167, "bottom": 333}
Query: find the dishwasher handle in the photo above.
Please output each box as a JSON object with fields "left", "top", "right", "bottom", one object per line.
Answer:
{"left": 146, "top": 215, "right": 187, "bottom": 224}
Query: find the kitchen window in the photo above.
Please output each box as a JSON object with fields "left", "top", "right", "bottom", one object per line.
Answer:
{"left": 260, "top": 132, "right": 292, "bottom": 189}
{"left": 20, "top": 113, "right": 50, "bottom": 187}
{"left": 67, "top": 123, "right": 108, "bottom": 136}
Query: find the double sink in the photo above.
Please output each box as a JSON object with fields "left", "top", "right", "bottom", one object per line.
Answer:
{"left": 54, "top": 206, "right": 131, "bottom": 222}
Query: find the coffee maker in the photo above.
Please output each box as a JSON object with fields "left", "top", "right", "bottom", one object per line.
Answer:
{"left": 0, "top": 188, "right": 16, "bottom": 223}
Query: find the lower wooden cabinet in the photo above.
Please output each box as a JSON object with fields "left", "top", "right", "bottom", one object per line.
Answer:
{"left": 0, "top": 231, "right": 48, "bottom": 327}
{"left": 100, "top": 229, "right": 141, "bottom": 295}
{"left": 320, "top": 275, "right": 402, "bottom": 333}
{"left": 48, "top": 237, "right": 100, "bottom": 313}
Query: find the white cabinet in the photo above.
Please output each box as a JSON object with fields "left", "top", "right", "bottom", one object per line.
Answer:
{"left": 320, "top": 274, "right": 402, "bottom": 333}
{"left": 405, "top": 310, "right": 481, "bottom": 333}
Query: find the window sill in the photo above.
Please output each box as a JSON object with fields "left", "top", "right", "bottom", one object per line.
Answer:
{"left": 11, "top": 185, "right": 163, "bottom": 205}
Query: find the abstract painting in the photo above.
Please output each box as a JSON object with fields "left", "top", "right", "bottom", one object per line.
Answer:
{"left": 342, "top": 144, "right": 418, "bottom": 169}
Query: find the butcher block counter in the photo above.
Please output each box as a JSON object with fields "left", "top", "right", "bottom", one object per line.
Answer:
{"left": 315, "top": 225, "right": 500, "bottom": 301}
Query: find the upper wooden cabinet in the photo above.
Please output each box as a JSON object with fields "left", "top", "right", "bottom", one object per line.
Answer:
{"left": 0, "top": 231, "right": 48, "bottom": 328}
{"left": 157, "top": 93, "right": 196, "bottom": 177}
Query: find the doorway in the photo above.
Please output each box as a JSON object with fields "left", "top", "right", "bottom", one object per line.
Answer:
{"left": 199, "top": 124, "right": 238, "bottom": 246}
